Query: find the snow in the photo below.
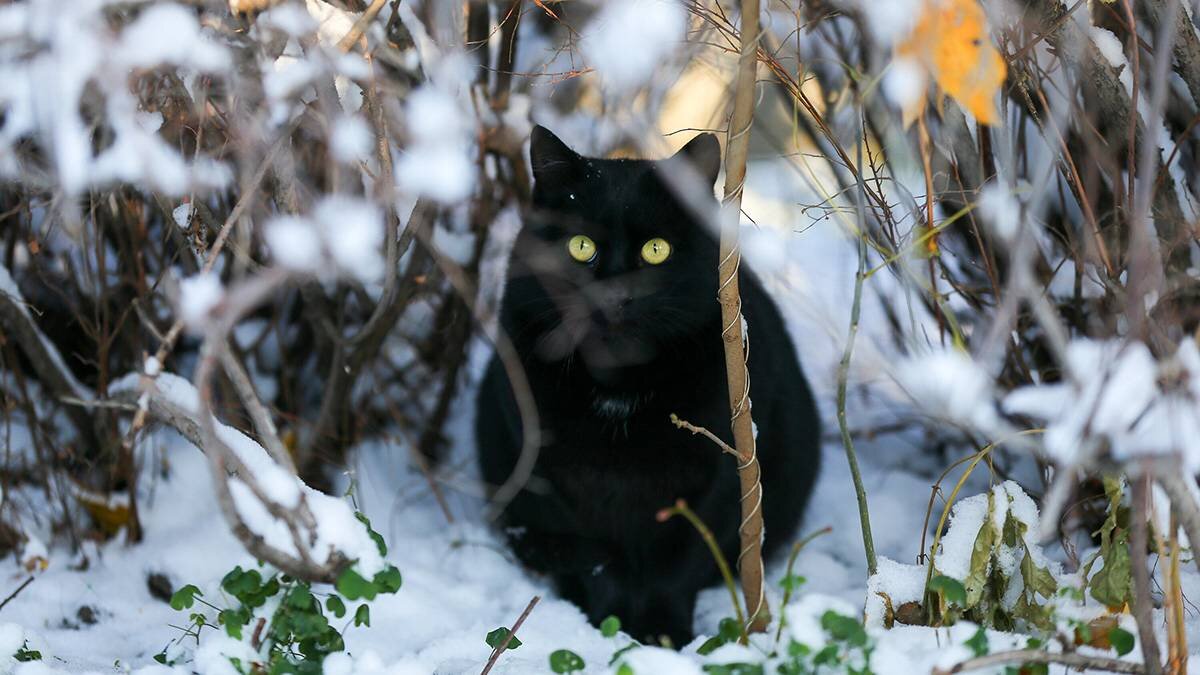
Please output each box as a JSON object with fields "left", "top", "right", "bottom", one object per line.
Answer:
{"left": 265, "top": 215, "right": 325, "bottom": 274}
{"left": 314, "top": 196, "right": 385, "bottom": 283}
{"left": 263, "top": 197, "right": 384, "bottom": 283}
{"left": 116, "top": 4, "right": 230, "bottom": 72}
{"left": 0, "top": 1, "right": 232, "bottom": 194}
{"left": 178, "top": 272, "right": 224, "bottom": 329}
{"left": 882, "top": 58, "right": 927, "bottom": 118}
{"left": 171, "top": 203, "right": 192, "bottom": 229}
{"left": 396, "top": 86, "right": 475, "bottom": 204}
{"left": 330, "top": 115, "right": 372, "bottom": 164}
{"left": 617, "top": 646, "right": 703, "bottom": 674}
{"left": 109, "top": 370, "right": 384, "bottom": 577}
{"left": 784, "top": 593, "right": 858, "bottom": 647}
{"left": 976, "top": 182, "right": 1020, "bottom": 242}
{"left": 258, "top": 4, "right": 317, "bottom": 37}
{"left": 894, "top": 347, "right": 1002, "bottom": 435}
{"left": 837, "top": 0, "right": 920, "bottom": 45}
{"left": 1005, "top": 339, "right": 1200, "bottom": 471}
{"left": 582, "top": 0, "right": 686, "bottom": 92}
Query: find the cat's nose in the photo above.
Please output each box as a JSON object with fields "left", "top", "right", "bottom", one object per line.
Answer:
{"left": 589, "top": 284, "right": 633, "bottom": 314}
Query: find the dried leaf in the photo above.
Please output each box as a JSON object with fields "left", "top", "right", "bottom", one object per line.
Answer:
{"left": 895, "top": 601, "right": 927, "bottom": 626}
{"left": 964, "top": 491, "right": 995, "bottom": 608}
{"left": 876, "top": 591, "right": 896, "bottom": 629}
{"left": 896, "top": 0, "right": 1007, "bottom": 126}
{"left": 1019, "top": 546, "right": 1057, "bottom": 599}
{"left": 75, "top": 490, "right": 132, "bottom": 537}
{"left": 1075, "top": 615, "right": 1119, "bottom": 649}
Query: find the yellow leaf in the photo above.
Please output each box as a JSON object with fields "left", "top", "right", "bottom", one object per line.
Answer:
{"left": 75, "top": 489, "right": 132, "bottom": 537}
{"left": 896, "top": 0, "right": 1007, "bottom": 126}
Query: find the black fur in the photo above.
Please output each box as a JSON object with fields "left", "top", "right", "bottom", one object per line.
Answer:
{"left": 475, "top": 126, "right": 821, "bottom": 646}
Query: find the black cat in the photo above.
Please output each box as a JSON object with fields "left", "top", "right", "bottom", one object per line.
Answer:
{"left": 475, "top": 126, "right": 821, "bottom": 646}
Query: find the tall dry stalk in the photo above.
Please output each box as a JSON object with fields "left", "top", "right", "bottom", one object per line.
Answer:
{"left": 718, "top": 0, "right": 768, "bottom": 633}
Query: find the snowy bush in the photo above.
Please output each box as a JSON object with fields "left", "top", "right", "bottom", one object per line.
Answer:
{"left": 2, "top": 0, "right": 1200, "bottom": 673}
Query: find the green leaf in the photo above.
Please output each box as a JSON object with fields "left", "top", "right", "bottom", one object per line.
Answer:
{"left": 355, "top": 512, "right": 388, "bottom": 557}
{"left": 373, "top": 566, "right": 402, "bottom": 594}
{"left": 354, "top": 604, "right": 370, "bottom": 628}
{"left": 703, "top": 665, "right": 764, "bottom": 675}
{"left": 779, "top": 574, "right": 807, "bottom": 594}
{"left": 608, "top": 643, "right": 637, "bottom": 666}
{"left": 929, "top": 575, "right": 967, "bottom": 607}
{"left": 601, "top": 615, "right": 621, "bottom": 638}
{"left": 616, "top": 664, "right": 635, "bottom": 675}
{"left": 326, "top": 595, "right": 347, "bottom": 618}
{"left": 485, "top": 627, "right": 522, "bottom": 650}
{"left": 549, "top": 649, "right": 586, "bottom": 673}
{"left": 169, "top": 584, "right": 202, "bottom": 611}
{"left": 222, "top": 567, "right": 264, "bottom": 599}
{"left": 286, "top": 585, "right": 315, "bottom": 610}
{"left": 219, "top": 607, "right": 250, "bottom": 640}
{"left": 965, "top": 627, "right": 988, "bottom": 657}
{"left": 1109, "top": 627, "right": 1135, "bottom": 656}
{"left": 335, "top": 568, "right": 378, "bottom": 601}
{"left": 696, "top": 636, "right": 725, "bottom": 655}
{"left": 820, "top": 611, "right": 867, "bottom": 647}
{"left": 717, "top": 617, "right": 742, "bottom": 643}
{"left": 14, "top": 644, "right": 42, "bottom": 662}
{"left": 1089, "top": 545, "right": 1132, "bottom": 608}
{"left": 813, "top": 643, "right": 840, "bottom": 665}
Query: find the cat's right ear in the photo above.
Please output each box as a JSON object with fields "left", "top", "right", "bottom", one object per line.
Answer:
{"left": 530, "top": 125, "right": 580, "bottom": 185}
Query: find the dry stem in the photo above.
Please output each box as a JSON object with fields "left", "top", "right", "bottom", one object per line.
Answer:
{"left": 717, "top": 0, "right": 768, "bottom": 633}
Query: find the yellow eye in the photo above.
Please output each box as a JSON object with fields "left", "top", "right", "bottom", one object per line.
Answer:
{"left": 641, "top": 237, "right": 671, "bottom": 264}
{"left": 567, "top": 234, "right": 597, "bottom": 263}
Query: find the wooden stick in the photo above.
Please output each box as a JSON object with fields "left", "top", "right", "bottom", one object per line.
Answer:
{"left": 717, "top": 0, "right": 768, "bottom": 633}
{"left": 935, "top": 649, "right": 1144, "bottom": 674}
{"left": 1129, "top": 473, "right": 1163, "bottom": 675}
{"left": 479, "top": 596, "right": 540, "bottom": 675}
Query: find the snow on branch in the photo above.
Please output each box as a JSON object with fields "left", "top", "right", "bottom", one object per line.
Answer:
{"left": 110, "top": 367, "right": 382, "bottom": 582}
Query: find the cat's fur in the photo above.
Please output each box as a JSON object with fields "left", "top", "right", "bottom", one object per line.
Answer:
{"left": 475, "top": 126, "right": 821, "bottom": 646}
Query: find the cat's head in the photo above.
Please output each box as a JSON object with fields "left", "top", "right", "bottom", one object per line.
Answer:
{"left": 505, "top": 125, "right": 722, "bottom": 383}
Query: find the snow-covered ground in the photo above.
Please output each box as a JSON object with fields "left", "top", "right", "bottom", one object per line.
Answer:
{"left": 3, "top": 160, "right": 1193, "bottom": 675}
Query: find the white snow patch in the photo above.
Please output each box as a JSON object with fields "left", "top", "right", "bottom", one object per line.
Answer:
{"left": 582, "top": 0, "right": 686, "bottom": 92}
{"left": 178, "top": 272, "right": 223, "bottom": 328}
{"left": 330, "top": 115, "right": 372, "bottom": 163}
{"left": 895, "top": 348, "right": 1001, "bottom": 434}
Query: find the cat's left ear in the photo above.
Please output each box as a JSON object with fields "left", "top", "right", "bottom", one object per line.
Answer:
{"left": 530, "top": 125, "right": 581, "bottom": 185}
{"left": 674, "top": 133, "right": 722, "bottom": 186}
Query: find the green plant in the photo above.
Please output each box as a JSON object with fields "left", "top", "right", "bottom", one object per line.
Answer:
{"left": 159, "top": 513, "right": 402, "bottom": 674}
{"left": 924, "top": 484, "right": 1058, "bottom": 631}
{"left": 484, "top": 627, "right": 522, "bottom": 651}
{"left": 14, "top": 643, "right": 41, "bottom": 662}
{"left": 776, "top": 610, "right": 874, "bottom": 675}
{"left": 548, "top": 649, "right": 585, "bottom": 673}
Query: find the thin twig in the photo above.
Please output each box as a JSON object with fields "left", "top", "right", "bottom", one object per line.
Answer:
{"left": 773, "top": 526, "right": 832, "bottom": 647}
{"left": 934, "top": 648, "right": 1144, "bottom": 674}
{"left": 669, "top": 413, "right": 738, "bottom": 457}
{"left": 479, "top": 595, "right": 540, "bottom": 675}
{"left": 1129, "top": 472, "right": 1163, "bottom": 675}
{"left": 838, "top": 128, "right": 877, "bottom": 577}
{"left": 0, "top": 576, "right": 34, "bottom": 613}
{"left": 657, "top": 500, "right": 747, "bottom": 645}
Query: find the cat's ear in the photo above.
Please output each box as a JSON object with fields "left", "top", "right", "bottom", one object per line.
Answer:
{"left": 530, "top": 125, "right": 581, "bottom": 185}
{"left": 674, "top": 133, "right": 721, "bottom": 186}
